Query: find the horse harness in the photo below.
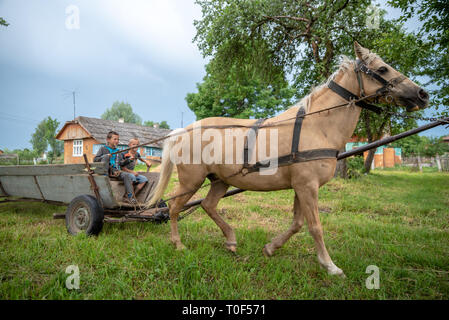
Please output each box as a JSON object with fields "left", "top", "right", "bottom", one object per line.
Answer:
{"left": 241, "top": 59, "right": 407, "bottom": 175}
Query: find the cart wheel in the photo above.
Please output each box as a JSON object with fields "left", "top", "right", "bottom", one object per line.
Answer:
{"left": 66, "top": 195, "right": 104, "bottom": 236}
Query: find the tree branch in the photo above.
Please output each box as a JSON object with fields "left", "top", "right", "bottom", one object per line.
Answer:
{"left": 263, "top": 15, "right": 310, "bottom": 23}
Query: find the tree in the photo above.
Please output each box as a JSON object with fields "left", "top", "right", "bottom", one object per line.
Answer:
{"left": 30, "top": 121, "right": 48, "bottom": 156}
{"left": 391, "top": 135, "right": 449, "bottom": 157}
{"left": 159, "top": 121, "right": 170, "bottom": 129}
{"left": 144, "top": 120, "right": 171, "bottom": 129}
{"left": 30, "top": 117, "right": 63, "bottom": 163}
{"left": 186, "top": 48, "right": 296, "bottom": 119}
{"left": 389, "top": 0, "right": 449, "bottom": 114}
{"left": 191, "top": 0, "right": 433, "bottom": 175}
{"left": 0, "top": 17, "right": 8, "bottom": 27}
{"left": 101, "top": 101, "right": 142, "bottom": 124}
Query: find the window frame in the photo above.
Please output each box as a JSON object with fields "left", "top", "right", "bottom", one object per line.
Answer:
{"left": 73, "top": 139, "right": 83, "bottom": 157}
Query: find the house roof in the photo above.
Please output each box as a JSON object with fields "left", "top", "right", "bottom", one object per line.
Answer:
{"left": 443, "top": 135, "right": 449, "bottom": 141}
{"left": 57, "top": 116, "right": 171, "bottom": 148}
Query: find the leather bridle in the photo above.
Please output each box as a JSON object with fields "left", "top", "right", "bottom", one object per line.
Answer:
{"left": 353, "top": 58, "right": 407, "bottom": 105}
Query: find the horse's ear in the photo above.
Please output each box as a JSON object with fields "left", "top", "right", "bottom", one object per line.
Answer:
{"left": 354, "top": 41, "right": 369, "bottom": 61}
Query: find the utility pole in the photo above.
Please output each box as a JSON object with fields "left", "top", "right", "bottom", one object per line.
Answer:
{"left": 72, "top": 91, "right": 76, "bottom": 120}
{"left": 181, "top": 111, "right": 184, "bottom": 128}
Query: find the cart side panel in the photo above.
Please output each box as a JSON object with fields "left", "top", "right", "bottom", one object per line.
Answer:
{"left": 0, "top": 176, "right": 43, "bottom": 199}
{"left": 35, "top": 175, "right": 117, "bottom": 207}
{"left": 0, "top": 163, "right": 108, "bottom": 176}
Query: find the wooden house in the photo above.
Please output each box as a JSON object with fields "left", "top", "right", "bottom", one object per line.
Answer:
{"left": 443, "top": 135, "right": 449, "bottom": 146}
{"left": 56, "top": 116, "right": 171, "bottom": 164}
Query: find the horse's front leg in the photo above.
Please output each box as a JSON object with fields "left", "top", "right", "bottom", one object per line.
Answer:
{"left": 294, "top": 181, "right": 345, "bottom": 277}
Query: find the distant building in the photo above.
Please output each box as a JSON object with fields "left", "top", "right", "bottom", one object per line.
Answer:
{"left": 56, "top": 116, "right": 171, "bottom": 164}
{"left": 0, "top": 150, "right": 3, "bottom": 155}
{"left": 443, "top": 135, "right": 449, "bottom": 145}
{"left": 346, "top": 136, "right": 402, "bottom": 169}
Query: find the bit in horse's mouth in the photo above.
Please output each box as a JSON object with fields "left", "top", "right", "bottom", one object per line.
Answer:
{"left": 407, "top": 106, "right": 420, "bottom": 112}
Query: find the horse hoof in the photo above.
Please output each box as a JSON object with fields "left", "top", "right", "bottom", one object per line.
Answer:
{"left": 225, "top": 242, "right": 237, "bottom": 253}
{"left": 328, "top": 267, "right": 345, "bottom": 278}
{"left": 175, "top": 243, "right": 186, "bottom": 251}
{"left": 262, "top": 244, "right": 273, "bottom": 257}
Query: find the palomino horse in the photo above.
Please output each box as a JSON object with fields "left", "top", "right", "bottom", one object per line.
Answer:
{"left": 147, "top": 42, "right": 428, "bottom": 277}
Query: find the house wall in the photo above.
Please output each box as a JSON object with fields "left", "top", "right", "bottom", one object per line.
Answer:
{"left": 383, "top": 148, "right": 395, "bottom": 168}
{"left": 64, "top": 138, "right": 100, "bottom": 164}
{"left": 58, "top": 123, "right": 90, "bottom": 140}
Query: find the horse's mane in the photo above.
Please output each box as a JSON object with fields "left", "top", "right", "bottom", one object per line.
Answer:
{"left": 293, "top": 52, "right": 380, "bottom": 113}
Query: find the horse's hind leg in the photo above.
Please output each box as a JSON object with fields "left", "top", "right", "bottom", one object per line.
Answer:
{"left": 168, "top": 168, "right": 206, "bottom": 250}
{"left": 201, "top": 179, "right": 237, "bottom": 252}
{"left": 263, "top": 192, "right": 304, "bottom": 257}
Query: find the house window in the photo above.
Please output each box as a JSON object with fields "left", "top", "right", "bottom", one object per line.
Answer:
{"left": 73, "top": 139, "right": 83, "bottom": 157}
{"left": 152, "top": 148, "right": 162, "bottom": 157}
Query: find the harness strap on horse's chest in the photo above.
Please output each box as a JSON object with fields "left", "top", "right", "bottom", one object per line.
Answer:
{"left": 291, "top": 106, "right": 306, "bottom": 154}
{"left": 243, "top": 118, "right": 266, "bottom": 168}
{"left": 328, "top": 80, "right": 382, "bottom": 114}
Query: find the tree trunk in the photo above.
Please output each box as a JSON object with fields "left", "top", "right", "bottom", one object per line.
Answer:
{"left": 334, "top": 147, "right": 348, "bottom": 178}
{"left": 364, "top": 148, "right": 376, "bottom": 173}
{"left": 417, "top": 152, "right": 423, "bottom": 172}
{"left": 436, "top": 154, "right": 442, "bottom": 172}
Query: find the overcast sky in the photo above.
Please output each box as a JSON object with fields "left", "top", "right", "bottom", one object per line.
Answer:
{"left": 0, "top": 0, "right": 447, "bottom": 150}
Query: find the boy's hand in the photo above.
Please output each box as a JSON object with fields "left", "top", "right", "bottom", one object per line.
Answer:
{"left": 133, "top": 172, "right": 139, "bottom": 177}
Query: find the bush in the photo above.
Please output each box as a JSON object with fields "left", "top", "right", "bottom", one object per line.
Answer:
{"left": 346, "top": 156, "right": 365, "bottom": 179}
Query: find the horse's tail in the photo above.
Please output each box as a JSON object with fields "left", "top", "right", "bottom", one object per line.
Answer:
{"left": 146, "top": 130, "right": 180, "bottom": 207}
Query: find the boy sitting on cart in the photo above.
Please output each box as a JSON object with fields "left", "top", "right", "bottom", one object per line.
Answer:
{"left": 119, "top": 138, "right": 152, "bottom": 197}
{"left": 93, "top": 131, "right": 140, "bottom": 205}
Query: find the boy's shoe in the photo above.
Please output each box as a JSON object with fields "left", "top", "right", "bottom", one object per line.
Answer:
{"left": 123, "top": 195, "right": 138, "bottom": 205}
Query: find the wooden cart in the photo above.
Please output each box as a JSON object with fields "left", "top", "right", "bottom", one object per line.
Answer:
{"left": 0, "top": 159, "right": 173, "bottom": 236}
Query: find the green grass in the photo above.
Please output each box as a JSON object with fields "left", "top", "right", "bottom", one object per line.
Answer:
{"left": 0, "top": 169, "right": 448, "bottom": 299}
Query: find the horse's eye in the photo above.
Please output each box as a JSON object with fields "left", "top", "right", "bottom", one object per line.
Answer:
{"left": 377, "top": 66, "right": 388, "bottom": 74}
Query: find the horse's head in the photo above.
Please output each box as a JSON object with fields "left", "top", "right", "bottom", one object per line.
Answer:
{"left": 353, "top": 41, "right": 429, "bottom": 112}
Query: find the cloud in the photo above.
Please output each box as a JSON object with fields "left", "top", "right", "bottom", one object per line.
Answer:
{"left": 0, "top": 0, "right": 205, "bottom": 81}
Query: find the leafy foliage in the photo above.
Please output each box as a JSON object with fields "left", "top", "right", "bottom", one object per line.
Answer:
{"left": 388, "top": 0, "right": 449, "bottom": 114}
{"left": 391, "top": 135, "right": 449, "bottom": 157}
{"left": 144, "top": 120, "right": 170, "bottom": 129}
{"left": 346, "top": 156, "right": 366, "bottom": 179}
{"left": 30, "top": 117, "right": 63, "bottom": 163}
{"left": 101, "top": 101, "right": 142, "bottom": 125}
{"left": 0, "top": 17, "right": 8, "bottom": 27}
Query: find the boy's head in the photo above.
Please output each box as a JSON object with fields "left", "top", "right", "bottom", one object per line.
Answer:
{"left": 106, "top": 131, "right": 120, "bottom": 148}
{"left": 128, "top": 138, "right": 139, "bottom": 151}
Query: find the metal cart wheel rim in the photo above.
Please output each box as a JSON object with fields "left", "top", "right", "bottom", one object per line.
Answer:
{"left": 69, "top": 203, "right": 91, "bottom": 232}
